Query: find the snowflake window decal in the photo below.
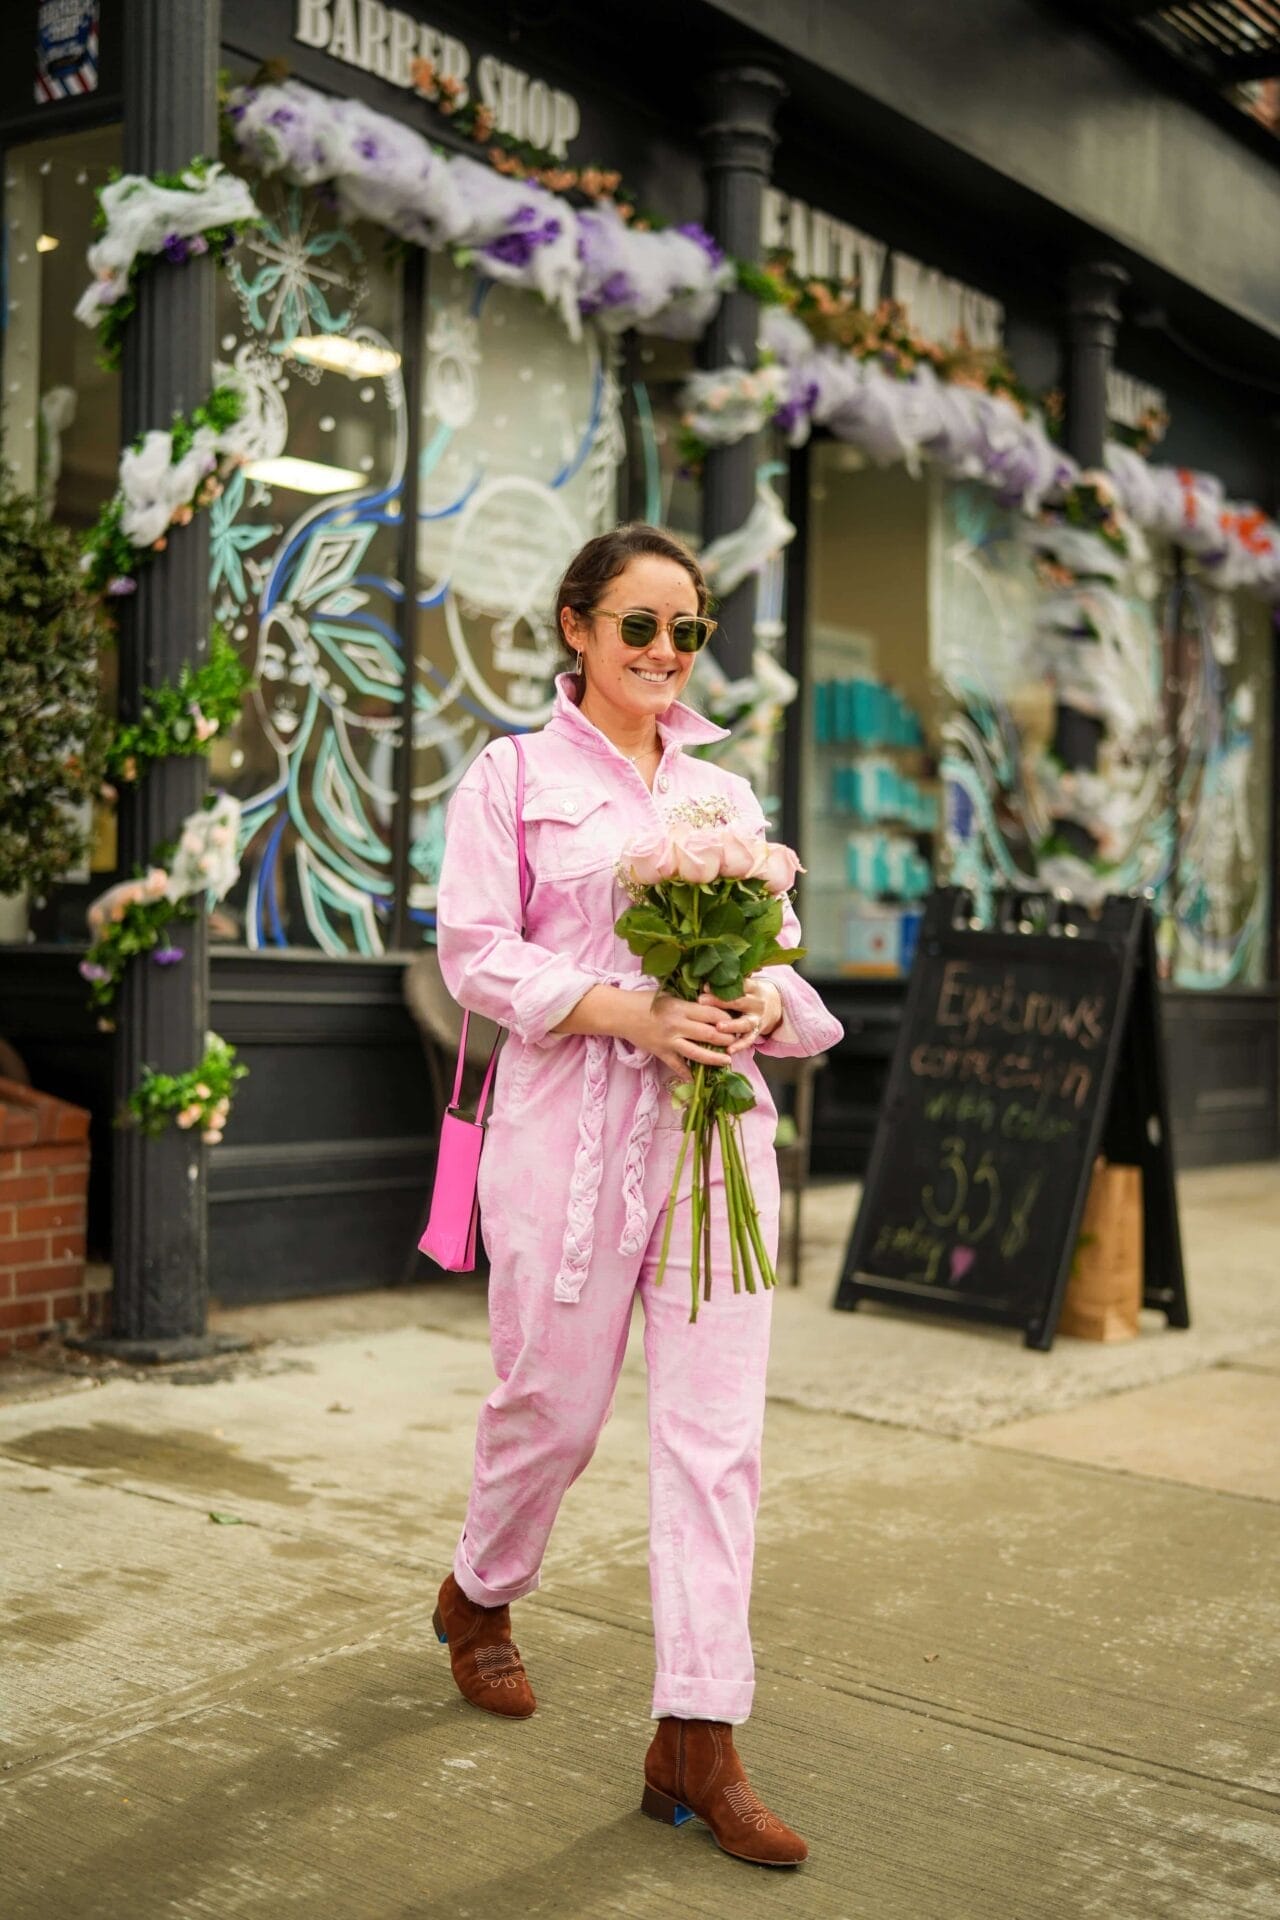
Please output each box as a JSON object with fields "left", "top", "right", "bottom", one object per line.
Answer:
{"left": 228, "top": 186, "right": 366, "bottom": 373}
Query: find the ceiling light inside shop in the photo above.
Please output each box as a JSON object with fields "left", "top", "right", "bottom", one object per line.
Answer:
{"left": 35, "top": 233, "right": 59, "bottom": 252}
{"left": 242, "top": 455, "right": 366, "bottom": 495}
{"left": 286, "top": 337, "right": 402, "bottom": 379}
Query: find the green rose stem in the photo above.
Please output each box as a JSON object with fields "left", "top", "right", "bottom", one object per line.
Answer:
{"left": 728, "top": 1115, "right": 777, "bottom": 1290}
{"left": 718, "top": 1111, "right": 743, "bottom": 1295}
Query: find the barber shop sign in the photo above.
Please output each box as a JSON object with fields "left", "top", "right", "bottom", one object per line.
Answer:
{"left": 294, "top": 0, "right": 583, "bottom": 158}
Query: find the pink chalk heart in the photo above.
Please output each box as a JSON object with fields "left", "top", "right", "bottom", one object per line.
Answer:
{"left": 949, "top": 1246, "right": 976, "bottom": 1284}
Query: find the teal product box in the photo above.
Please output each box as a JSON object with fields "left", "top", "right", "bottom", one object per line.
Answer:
{"left": 814, "top": 681, "right": 831, "bottom": 745}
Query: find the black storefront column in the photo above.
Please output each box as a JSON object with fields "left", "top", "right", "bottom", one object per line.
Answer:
{"left": 1052, "top": 259, "right": 1130, "bottom": 818}
{"left": 699, "top": 61, "right": 785, "bottom": 679}
{"left": 94, "top": 0, "right": 235, "bottom": 1356}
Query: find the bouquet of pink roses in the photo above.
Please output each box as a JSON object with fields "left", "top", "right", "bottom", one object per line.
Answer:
{"left": 615, "top": 806, "right": 805, "bottom": 1322}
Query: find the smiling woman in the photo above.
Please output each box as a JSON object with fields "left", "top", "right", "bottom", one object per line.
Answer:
{"left": 430, "top": 520, "right": 842, "bottom": 1860}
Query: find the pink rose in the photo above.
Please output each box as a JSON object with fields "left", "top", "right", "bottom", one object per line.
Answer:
{"left": 760, "top": 842, "right": 805, "bottom": 895}
{"left": 625, "top": 829, "right": 679, "bottom": 886}
{"left": 672, "top": 827, "right": 723, "bottom": 885}
{"left": 718, "top": 825, "right": 767, "bottom": 880}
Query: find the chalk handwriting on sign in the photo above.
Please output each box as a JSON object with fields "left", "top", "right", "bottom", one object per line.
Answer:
{"left": 294, "top": 1, "right": 583, "bottom": 158}
{"left": 761, "top": 190, "right": 1004, "bottom": 352}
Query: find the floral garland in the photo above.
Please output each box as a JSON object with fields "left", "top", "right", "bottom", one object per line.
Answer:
{"left": 681, "top": 309, "right": 1071, "bottom": 512}
{"left": 748, "top": 250, "right": 1037, "bottom": 414}
{"left": 81, "top": 384, "right": 245, "bottom": 596}
{"left": 75, "top": 159, "right": 262, "bottom": 369}
{"left": 105, "top": 628, "right": 252, "bottom": 784}
{"left": 1105, "top": 444, "right": 1280, "bottom": 595}
{"left": 682, "top": 312, "right": 1280, "bottom": 592}
{"left": 124, "top": 1032, "right": 247, "bottom": 1145}
{"left": 221, "top": 76, "right": 733, "bottom": 341}
{"left": 81, "top": 794, "right": 243, "bottom": 1019}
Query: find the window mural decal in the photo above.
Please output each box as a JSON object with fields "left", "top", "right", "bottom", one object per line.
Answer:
{"left": 403, "top": 262, "right": 623, "bottom": 934}
{"left": 936, "top": 485, "right": 1174, "bottom": 913}
{"left": 227, "top": 187, "right": 362, "bottom": 357}
{"left": 235, "top": 340, "right": 406, "bottom": 956}
{"left": 1165, "top": 578, "right": 1271, "bottom": 989}
{"left": 212, "top": 181, "right": 408, "bottom": 956}
{"left": 934, "top": 482, "right": 1271, "bottom": 989}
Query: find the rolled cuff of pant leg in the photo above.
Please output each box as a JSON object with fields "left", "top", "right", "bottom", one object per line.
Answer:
{"left": 652, "top": 1671, "right": 755, "bottom": 1726}
{"left": 453, "top": 1537, "right": 542, "bottom": 1610}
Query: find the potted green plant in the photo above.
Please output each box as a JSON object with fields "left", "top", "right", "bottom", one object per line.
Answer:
{"left": 0, "top": 475, "right": 113, "bottom": 938}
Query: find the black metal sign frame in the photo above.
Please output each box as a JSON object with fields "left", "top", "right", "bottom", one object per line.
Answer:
{"left": 833, "top": 888, "right": 1190, "bottom": 1351}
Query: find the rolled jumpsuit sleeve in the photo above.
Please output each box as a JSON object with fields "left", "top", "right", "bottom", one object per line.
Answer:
{"left": 436, "top": 751, "right": 602, "bottom": 1047}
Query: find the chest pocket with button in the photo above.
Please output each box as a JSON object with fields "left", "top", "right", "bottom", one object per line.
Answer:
{"left": 522, "top": 785, "right": 618, "bottom": 881}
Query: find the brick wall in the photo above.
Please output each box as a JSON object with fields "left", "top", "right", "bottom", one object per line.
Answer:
{"left": 0, "top": 1078, "right": 103, "bottom": 1355}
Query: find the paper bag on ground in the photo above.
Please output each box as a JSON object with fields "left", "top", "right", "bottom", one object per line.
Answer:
{"left": 1060, "top": 1157, "right": 1143, "bottom": 1342}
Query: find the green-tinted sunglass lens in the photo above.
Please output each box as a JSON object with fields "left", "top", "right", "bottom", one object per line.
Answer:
{"left": 618, "top": 613, "right": 661, "bottom": 647}
{"left": 672, "top": 617, "right": 713, "bottom": 653}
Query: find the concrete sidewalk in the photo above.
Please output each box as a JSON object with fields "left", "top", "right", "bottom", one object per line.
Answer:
{"left": 2, "top": 1166, "right": 1278, "bottom": 1919}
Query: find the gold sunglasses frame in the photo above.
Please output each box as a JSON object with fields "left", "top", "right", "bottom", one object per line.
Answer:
{"left": 589, "top": 606, "right": 718, "bottom": 653}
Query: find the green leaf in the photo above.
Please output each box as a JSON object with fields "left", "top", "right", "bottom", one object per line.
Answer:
{"left": 712, "top": 1071, "right": 757, "bottom": 1116}
{"left": 711, "top": 963, "right": 743, "bottom": 993}
{"left": 755, "top": 899, "right": 785, "bottom": 939}
{"left": 690, "top": 946, "right": 722, "bottom": 978}
{"left": 702, "top": 901, "right": 746, "bottom": 938}
{"left": 753, "top": 943, "right": 804, "bottom": 971}
{"left": 646, "top": 941, "right": 682, "bottom": 980}
{"left": 616, "top": 905, "right": 671, "bottom": 942}
{"left": 208, "top": 1511, "right": 244, "bottom": 1526}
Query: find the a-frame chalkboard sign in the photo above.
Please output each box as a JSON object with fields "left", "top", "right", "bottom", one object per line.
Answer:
{"left": 834, "top": 888, "right": 1189, "bottom": 1350}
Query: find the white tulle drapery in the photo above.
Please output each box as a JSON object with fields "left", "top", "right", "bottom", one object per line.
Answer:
{"left": 684, "top": 309, "right": 1280, "bottom": 596}
{"left": 223, "top": 78, "right": 733, "bottom": 342}
{"left": 74, "top": 164, "right": 262, "bottom": 326}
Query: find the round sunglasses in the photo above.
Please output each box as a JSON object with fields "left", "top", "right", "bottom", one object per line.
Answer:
{"left": 590, "top": 606, "right": 718, "bottom": 654}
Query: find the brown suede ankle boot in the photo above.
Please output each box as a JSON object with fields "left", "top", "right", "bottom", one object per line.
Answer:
{"left": 432, "top": 1573, "right": 536, "bottom": 1718}
{"left": 641, "top": 1717, "right": 808, "bottom": 1866}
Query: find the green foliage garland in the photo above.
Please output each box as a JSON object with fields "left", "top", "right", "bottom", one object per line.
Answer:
{"left": 105, "top": 628, "right": 252, "bottom": 783}
{"left": 123, "top": 1033, "right": 248, "bottom": 1143}
{"left": 0, "top": 479, "right": 114, "bottom": 896}
{"left": 80, "top": 887, "right": 196, "bottom": 1015}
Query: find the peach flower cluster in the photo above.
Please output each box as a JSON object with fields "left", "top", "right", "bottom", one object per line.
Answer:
{"left": 87, "top": 866, "right": 170, "bottom": 933}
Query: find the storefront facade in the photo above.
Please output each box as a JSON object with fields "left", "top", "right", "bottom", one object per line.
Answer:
{"left": 2, "top": 0, "right": 1278, "bottom": 1311}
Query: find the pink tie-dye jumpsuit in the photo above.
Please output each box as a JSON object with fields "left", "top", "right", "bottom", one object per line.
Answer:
{"left": 436, "top": 675, "right": 843, "bottom": 1724}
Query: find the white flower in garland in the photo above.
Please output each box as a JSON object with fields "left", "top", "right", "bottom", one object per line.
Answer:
{"left": 682, "top": 364, "right": 790, "bottom": 447}
{"left": 165, "top": 794, "right": 243, "bottom": 907}
{"left": 118, "top": 426, "right": 221, "bottom": 548}
{"left": 74, "top": 163, "right": 261, "bottom": 325}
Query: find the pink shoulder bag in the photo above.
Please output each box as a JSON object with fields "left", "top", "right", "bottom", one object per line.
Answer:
{"left": 418, "top": 735, "right": 529, "bottom": 1272}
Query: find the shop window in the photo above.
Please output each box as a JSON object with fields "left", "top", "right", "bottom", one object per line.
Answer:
{"left": 1, "top": 124, "right": 122, "bottom": 939}
{"left": 405, "top": 258, "right": 622, "bottom": 937}
{"left": 801, "top": 448, "right": 937, "bottom": 977}
{"left": 209, "top": 183, "right": 406, "bottom": 955}
{"left": 630, "top": 335, "right": 700, "bottom": 551}
{"left": 801, "top": 461, "right": 1275, "bottom": 992}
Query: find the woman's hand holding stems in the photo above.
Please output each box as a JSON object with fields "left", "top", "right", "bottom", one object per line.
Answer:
{"left": 554, "top": 975, "right": 783, "bottom": 1076}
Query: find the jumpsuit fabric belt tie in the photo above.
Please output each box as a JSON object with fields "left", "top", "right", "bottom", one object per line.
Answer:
{"left": 554, "top": 1039, "right": 660, "bottom": 1302}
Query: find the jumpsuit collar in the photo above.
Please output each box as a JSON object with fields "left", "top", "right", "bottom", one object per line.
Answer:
{"left": 545, "top": 671, "right": 729, "bottom": 760}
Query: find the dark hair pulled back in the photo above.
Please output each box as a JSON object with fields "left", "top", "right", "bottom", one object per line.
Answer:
{"left": 554, "top": 522, "right": 708, "bottom": 660}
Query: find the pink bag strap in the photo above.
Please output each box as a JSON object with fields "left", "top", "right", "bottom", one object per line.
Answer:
{"left": 450, "top": 735, "right": 528, "bottom": 1120}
